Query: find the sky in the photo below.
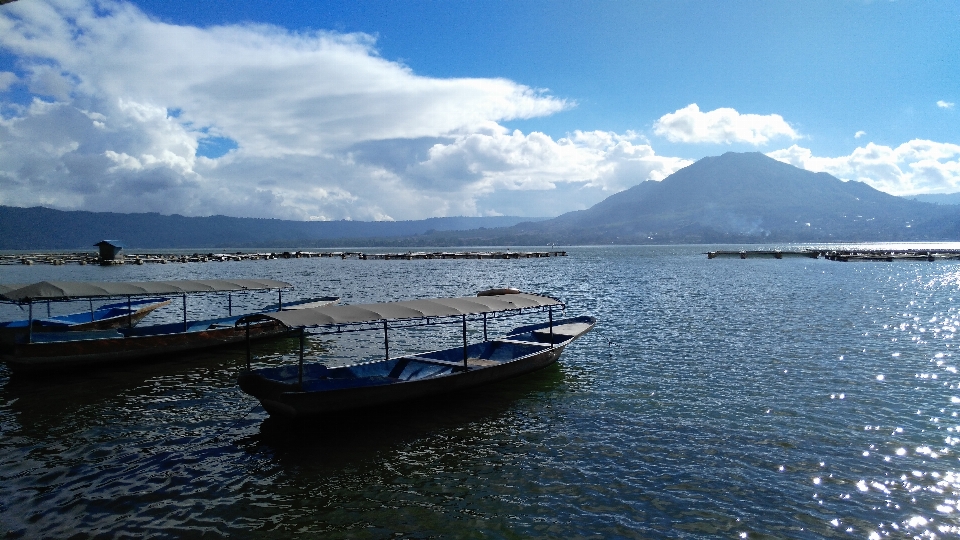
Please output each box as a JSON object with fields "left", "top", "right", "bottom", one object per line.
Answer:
{"left": 0, "top": 0, "right": 958, "bottom": 221}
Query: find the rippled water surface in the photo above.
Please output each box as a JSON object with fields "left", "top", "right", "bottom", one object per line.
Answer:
{"left": 3, "top": 245, "right": 960, "bottom": 538}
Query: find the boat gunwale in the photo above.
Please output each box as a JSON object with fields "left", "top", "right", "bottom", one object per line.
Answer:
{"left": 291, "top": 335, "right": 574, "bottom": 393}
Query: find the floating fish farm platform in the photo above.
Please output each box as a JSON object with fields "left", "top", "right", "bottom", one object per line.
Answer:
{"left": 1, "top": 250, "right": 567, "bottom": 266}
{"left": 707, "top": 249, "right": 960, "bottom": 262}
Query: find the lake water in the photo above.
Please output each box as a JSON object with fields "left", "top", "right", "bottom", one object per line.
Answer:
{"left": 2, "top": 245, "right": 960, "bottom": 538}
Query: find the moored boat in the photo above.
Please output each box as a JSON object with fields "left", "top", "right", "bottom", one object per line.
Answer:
{"left": 0, "top": 279, "right": 337, "bottom": 374}
{"left": 0, "top": 297, "right": 171, "bottom": 345}
{"left": 237, "top": 291, "right": 595, "bottom": 420}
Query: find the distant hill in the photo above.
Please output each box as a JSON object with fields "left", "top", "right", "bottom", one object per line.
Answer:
{"left": 422, "top": 152, "right": 960, "bottom": 245}
{"left": 4, "top": 152, "right": 958, "bottom": 249}
{"left": 907, "top": 193, "right": 960, "bottom": 205}
{"left": 0, "top": 207, "right": 546, "bottom": 249}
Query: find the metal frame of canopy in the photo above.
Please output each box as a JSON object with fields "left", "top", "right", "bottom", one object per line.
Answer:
{"left": 0, "top": 279, "right": 293, "bottom": 344}
{"left": 237, "top": 293, "right": 565, "bottom": 387}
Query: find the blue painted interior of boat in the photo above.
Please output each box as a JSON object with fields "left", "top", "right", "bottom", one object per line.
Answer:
{"left": 414, "top": 340, "right": 547, "bottom": 363}
{"left": 250, "top": 337, "right": 556, "bottom": 393}
{"left": 0, "top": 298, "right": 169, "bottom": 329}
{"left": 118, "top": 315, "right": 246, "bottom": 337}
{"left": 505, "top": 315, "right": 594, "bottom": 343}
{"left": 29, "top": 329, "right": 124, "bottom": 343}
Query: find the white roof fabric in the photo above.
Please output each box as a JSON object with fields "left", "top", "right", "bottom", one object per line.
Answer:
{"left": 0, "top": 279, "right": 291, "bottom": 302}
{"left": 258, "top": 293, "right": 562, "bottom": 328}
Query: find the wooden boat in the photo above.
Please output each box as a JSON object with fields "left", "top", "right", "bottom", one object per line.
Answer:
{"left": 0, "top": 279, "right": 337, "bottom": 374}
{"left": 0, "top": 297, "right": 171, "bottom": 345}
{"left": 237, "top": 291, "right": 595, "bottom": 420}
{"left": 261, "top": 296, "right": 341, "bottom": 312}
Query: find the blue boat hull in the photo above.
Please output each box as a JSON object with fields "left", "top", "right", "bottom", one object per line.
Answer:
{"left": 0, "top": 298, "right": 171, "bottom": 347}
{"left": 2, "top": 317, "right": 295, "bottom": 374}
{"left": 1, "top": 297, "right": 339, "bottom": 374}
{"left": 238, "top": 316, "right": 595, "bottom": 419}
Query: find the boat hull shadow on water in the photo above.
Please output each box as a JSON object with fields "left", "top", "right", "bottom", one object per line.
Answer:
{"left": 5, "top": 318, "right": 294, "bottom": 373}
{"left": 237, "top": 292, "right": 594, "bottom": 420}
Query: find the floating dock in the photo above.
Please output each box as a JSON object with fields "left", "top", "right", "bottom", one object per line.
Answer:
{"left": 1, "top": 250, "right": 567, "bottom": 266}
{"left": 707, "top": 249, "right": 960, "bottom": 262}
{"left": 706, "top": 250, "right": 818, "bottom": 260}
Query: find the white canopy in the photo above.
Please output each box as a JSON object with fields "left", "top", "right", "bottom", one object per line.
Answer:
{"left": 0, "top": 279, "right": 292, "bottom": 303}
{"left": 254, "top": 293, "right": 562, "bottom": 328}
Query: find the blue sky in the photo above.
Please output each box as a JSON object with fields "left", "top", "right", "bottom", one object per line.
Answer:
{"left": 133, "top": 0, "right": 958, "bottom": 154}
{"left": 0, "top": 0, "right": 958, "bottom": 220}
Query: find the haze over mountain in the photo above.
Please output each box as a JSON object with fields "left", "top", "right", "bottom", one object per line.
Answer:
{"left": 0, "top": 209, "right": 543, "bottom": 250}
{"left": 3, "top": 152, "right": 957, "bottom": 249}
{"left": 908, "top": 193, "right": 960, "bottom": 206}
{"left": 434, "top": 152, "right": 960, "bottom": 245}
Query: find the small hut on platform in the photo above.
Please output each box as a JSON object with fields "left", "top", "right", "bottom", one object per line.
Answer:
{"left": 95, "top": 240, "right": 124, "bottom": 264}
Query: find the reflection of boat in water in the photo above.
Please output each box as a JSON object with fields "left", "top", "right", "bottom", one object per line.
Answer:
{"left": 238, "top": 290, "right": 595, "bottom": 420}
{"left": 247, "top": 362, "right": 568, "bottom": 466}
{"left": 0, "top": 280, "right": 337, "bottom": 374}
{"left": 0, "top": 297, "right": 171, "bottom": 345}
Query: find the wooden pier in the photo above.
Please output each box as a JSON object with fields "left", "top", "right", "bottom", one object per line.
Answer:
{"left": 707, "top": 249, "right": 960, "bottom": 262}
{"left": 0, "top": 250, "right": 567, "bottom": 266}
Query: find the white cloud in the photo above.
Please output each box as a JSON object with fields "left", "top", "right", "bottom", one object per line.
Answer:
{"left": 396, "top": 128, "right": 690, "bottom": 216}
{"left": 937, "top": 100, "right": 955, "bottom": 109}
{"left": 767, "top": 140, "right": 960, "bottom": 195}
{"left": 855, "top": 130, "right": 866, "bottom": 139}
{"left": 0, "top": 71, "right": 17, "bottom": 91}
{"left": 0, "top": 0, "right": 690, "bottom": 220}
{"left": 653, "top": 103, "right": 800, "bottom": 145}
{"left": 4, "top": 0, "right": 679, "bottom": 220}
{"left": 0, "top": 0, "right": 567, "bottom": 157}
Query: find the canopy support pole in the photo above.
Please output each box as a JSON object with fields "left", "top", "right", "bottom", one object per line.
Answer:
{"left": 228, "top": 293, "right": 232, "bottom": 317}
{"left": 90, "top": 299, "right": 94, "bottom": 322}
{"left": 46, "top": 301, "right": 51, "bottom": 318}
{"left": 383, "top": 319, "right": 389, "bottom": 361}
{"left": 278, "top": 289, "right": 282, "bottom": 312}
{"left": 462, "top": 315, "right": 468, "bottom": 370}
{"left": 27, "top": 302, "right": 33, "bottom": 344}
{"left": 298, "top": 327, "right": 305, "bottom": 388}
{"left": 182, "top": 294, "right": 188, "bottom": 332}
{"left": 127, "top": 295, "right": 132, "bottom": 328}
{"left": 548, "top": 306, "right": 554, "bottom": 346}
{"left": 483, "top": 312, "right": 487, "bottom": 341}
{"left": 245, "top": 319, "right": 251, "bottom": 370}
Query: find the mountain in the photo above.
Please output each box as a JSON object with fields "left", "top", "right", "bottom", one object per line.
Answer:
{"left": 3, "top": 152, "right": 957, "bottom": 249}
{"left": 0, "top": 207, "right": 545, "bottom": 249}
{"left": 907, "top": 193, "right": 960, "bottom": 205}
{"left": 436, "top": 152, "right": 958, "bottom": 245}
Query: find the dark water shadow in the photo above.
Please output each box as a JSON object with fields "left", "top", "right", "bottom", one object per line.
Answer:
{"left": 238, "top": 362, "right": 569, "bottom": 468}
{"left": 0, "top": 335, "right": 322, "bottom": 435}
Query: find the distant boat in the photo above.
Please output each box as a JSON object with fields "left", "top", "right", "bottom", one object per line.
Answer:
{"left": 0, "top": 297, "right": 171, "bottom": 346}
{"left": 0, "top": 279, "right": 337, "bottom": 374}
{"left": 237, "top": 290, "right": 595, "bottom": 420}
